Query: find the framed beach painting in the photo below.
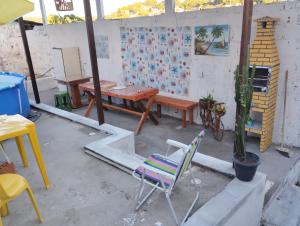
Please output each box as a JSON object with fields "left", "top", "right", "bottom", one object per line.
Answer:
{"left": 194, "top": 25, "right": 230, "bottom": 56}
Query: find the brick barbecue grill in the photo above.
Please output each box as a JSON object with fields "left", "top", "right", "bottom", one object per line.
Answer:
{"left": 246, "top": 17, "right": 280, "bottom": 152}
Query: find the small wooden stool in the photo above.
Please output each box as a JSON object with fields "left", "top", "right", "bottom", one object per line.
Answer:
{"left": 54, "top": 91, "right": 72, "bottom": 111}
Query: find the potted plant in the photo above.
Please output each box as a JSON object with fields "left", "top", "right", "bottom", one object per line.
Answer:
{"left": 199, "top": 93, "right": 215, "bottom": 109}
{"left": 233, "top": 50, "right": 260, "bottom": 182}
{"left": 199, "top": 93, "right": 215, "bottom": 128}
{"left": 213, "top": 103, "right": 226, "bottom": 117}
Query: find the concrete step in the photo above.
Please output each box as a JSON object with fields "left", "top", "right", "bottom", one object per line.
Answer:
{"left": 84, "top": 145, "right": 145, "bottom": 174}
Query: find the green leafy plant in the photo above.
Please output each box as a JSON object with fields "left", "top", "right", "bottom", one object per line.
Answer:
{"left": 202, "top": 93, "right": 214, "bottom": 102}
{"left": 48, "top": 14, "right": 84, "bottom": 24}
{"left": 203, "top": 26, "right": 224, "bottom": 54}
{"left": 234, "top": 49, "right": 255, "bottom": 160}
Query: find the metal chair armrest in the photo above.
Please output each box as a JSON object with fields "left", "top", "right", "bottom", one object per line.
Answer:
{"left": 166, "top": 139, "right": 188, "bottom": 150}
{"left": 154, "top": 154, "right": 181, "bottom": 165}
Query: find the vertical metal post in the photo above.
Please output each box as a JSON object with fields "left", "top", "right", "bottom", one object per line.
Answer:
{"left": 234, "top": 0, "right": 254, "bottom": 155}
{"left": 239, "top": 0, "right": 253, "bottom": 75}
{"left": 83, "top": 0, "right": 105, "bottom": 124}
{"left": 165, "top": 0, "right": 175, "bottom": 15}
{"left": 18, "top": 17, "right": 40, "bottom": 104}
{"left": 39, "top": 0, "right": 48, "bottom": 25}
{"left": 95, "top": 0, "right": 104, "bottom": 20}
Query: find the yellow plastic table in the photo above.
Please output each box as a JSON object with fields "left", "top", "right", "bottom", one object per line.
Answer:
{"left": 0, "top": 115, "right": 50, "bottom": 189}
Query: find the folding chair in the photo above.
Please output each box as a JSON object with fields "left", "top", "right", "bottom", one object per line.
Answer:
{"left": 132, "top": 130, "right": 205, "bottom": 226}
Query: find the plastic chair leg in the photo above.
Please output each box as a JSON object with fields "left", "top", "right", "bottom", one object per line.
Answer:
{"left": 27, "top": 129, "right": 50, "bottom": 189}
{"left": 26, "top": 186, "right": 43, "bottom": 223}
{"left": 15, "top": 136, "right": 29, "bottom": 168}
{"left": 0, "top": 204, "right": 9, "bottom": 217}
{"left": 54, "top": 96, "right": 59, "bottom": 108}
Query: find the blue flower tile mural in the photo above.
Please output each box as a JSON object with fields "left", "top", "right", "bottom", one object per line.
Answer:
{"left": 120, "top": 26, "right": 192, "bottom": 96}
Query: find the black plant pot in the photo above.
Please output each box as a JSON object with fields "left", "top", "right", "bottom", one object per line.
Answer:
{"left": 233, "top": 152, "right": 260, "bottom": 182}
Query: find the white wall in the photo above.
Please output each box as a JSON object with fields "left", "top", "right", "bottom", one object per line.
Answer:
{"left": 1, "top": 1, "right": 299, "bottom": 147}
{"left": 0, "top": 23, "right": 54, "bottom": 78}
{"left": 0, "top": 24, "right": 28, "bottom": 74}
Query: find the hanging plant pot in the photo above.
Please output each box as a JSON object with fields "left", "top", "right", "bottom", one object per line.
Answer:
{"left": 199, "top": 99, "right": 209, "bottom": 109}
{"left": 207, "top": 100, "right": 215, "bottom": 109}
{"left": 54, "top": 0, "right": 73, "bottom": 11}
{"left": 233, "top": 152, "right": 260, "bottom": 182}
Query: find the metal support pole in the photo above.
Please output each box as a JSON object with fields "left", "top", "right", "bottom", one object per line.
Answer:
{"left": 165, "top": 0, "right": 175, "bottom": 15}
{"left": 234, "top": 0, "right": 253, "bottom": 154}
{"left": 239, "top": 0, "right": 253, "bottom": 75}
{"left": 83, "top": 0, "right": 105, "bottom": 125}
{"left": 18, "top": 17, "right": 40, "bottom": 104}
{"left": 39, "top": 0, "right": 48, "bottom": 25}
{"left": 95, "top": 0, "right": 104, "bottom": 20}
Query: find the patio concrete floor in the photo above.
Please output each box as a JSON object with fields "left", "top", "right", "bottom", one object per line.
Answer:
{"left": 2, "top": 112, "right": 230, "bottom": 226}
{"left": 35, "top": 88, "right": 300, "bottom": 201}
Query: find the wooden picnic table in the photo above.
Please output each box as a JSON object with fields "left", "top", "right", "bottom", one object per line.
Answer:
{"left": 78, "top": 80, "right": 117, "bottom": 117}
{"left": 56, "top": 77, "right": 91, "bottom": 108}
{"left": 79, "top": 82, "right": 159, "bottom": 135}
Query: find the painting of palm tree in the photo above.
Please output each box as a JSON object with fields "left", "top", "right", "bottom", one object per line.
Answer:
{"left": 195, "top": 25, "right": 230, "bottom": 56}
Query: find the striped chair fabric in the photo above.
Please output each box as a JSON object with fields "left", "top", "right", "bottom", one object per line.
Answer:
{"left": 134, "top": 154, "right": 178, "bottom": 189}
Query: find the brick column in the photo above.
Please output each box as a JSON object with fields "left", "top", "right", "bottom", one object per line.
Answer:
{"left": 246, "top": 17, "right": 280, "bottom": 152}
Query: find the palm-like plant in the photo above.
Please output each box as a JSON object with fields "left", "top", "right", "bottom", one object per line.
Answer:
{"left": 48, "top": 14, "right": 83, "bottom": 24}
{"left": 48, "top": 15, "right": 64, "bottom": 24}
{"left": 234, "top": 48, "right": 255, "bottom": 160}
{"left": 204, "top": 26, "right": 224, "bottom": 53}
{"left": 196, "top": 27, "right": 208, "bottom": 41}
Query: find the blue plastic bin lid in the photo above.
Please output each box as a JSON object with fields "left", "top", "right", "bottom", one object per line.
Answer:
{"left": 0, "top": 72, "right": 26, "bottom": 91}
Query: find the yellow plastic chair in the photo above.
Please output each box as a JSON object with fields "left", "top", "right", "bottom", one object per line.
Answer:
{"left": 0, "top": 174, "right": 43, "bottom": 225}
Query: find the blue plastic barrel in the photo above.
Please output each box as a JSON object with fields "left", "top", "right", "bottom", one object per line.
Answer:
{"left": 0, "top": 72, "right": 30, "bottom": 117}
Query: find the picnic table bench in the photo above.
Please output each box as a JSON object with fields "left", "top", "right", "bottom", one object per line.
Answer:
{"left": 154, "top": 95, "right": 198, "bottom": 128}
{"left": 79, "top": 82, "right": 159, "bottom": 135}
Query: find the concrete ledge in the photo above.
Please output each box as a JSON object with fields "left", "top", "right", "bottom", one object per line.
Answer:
{"left": 184, "top": 173, "right": 266, "bottom": 226}
{"left": 262, "top": 158, "right": 300, "bottom": 226}
{"left": 30, "top": 101, "right": 137, "bottom": 173}
{"left": 31, "top": 102, "right": 267, "bottom": 226}
{"left": 169, "top": 149, "right": 266, "bottom": 226}
{"left": 169, "top": 150, "right": 235, "bottom": 177}
{"left": 30, "top": 101, "right": 129, "bottom": 134}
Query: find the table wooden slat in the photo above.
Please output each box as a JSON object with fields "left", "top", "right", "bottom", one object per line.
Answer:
{"left": 102, "top": 86, "right": 158, "bottom": 101}
{"left": 79, "top": 80, "right": 117, "bottom": 93}
{"left": 56, "top": 77, "right": 91, "bottom": 85}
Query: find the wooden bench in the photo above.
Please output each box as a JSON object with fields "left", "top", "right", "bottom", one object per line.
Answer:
{"left": 154, "top": 95, "right": 198, "bottom": 128}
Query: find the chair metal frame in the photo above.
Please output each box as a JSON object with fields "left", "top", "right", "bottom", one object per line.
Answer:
{"left": 132, "top": 130, "right": 205, "bottom": 226}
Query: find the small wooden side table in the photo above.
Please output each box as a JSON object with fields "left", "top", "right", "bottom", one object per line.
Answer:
{"left": 56, "top": 77, "right": 91, "bottom": 108}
